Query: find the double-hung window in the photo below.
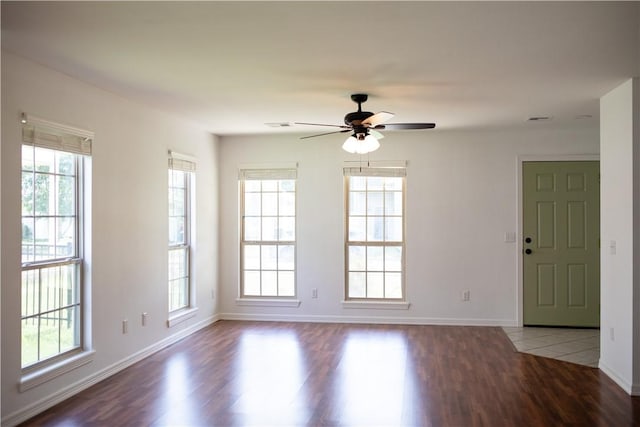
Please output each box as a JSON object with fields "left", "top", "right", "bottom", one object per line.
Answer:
{"left": 240, "top": 167, "right": 296, "bottom": 298}
{"left": 345, "top": 164, "right": 406, "bottom": 300}
{"left": 21, "top": 116, "right": 92, "bottom": 370}
{"left": 168, "top": 153, "right": 195, "bottom": 314}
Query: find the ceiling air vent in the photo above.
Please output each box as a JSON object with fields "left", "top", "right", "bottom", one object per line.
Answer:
{"left": 265, "top": 122, "right": 293, "bottom": 128}
{"left": 527, "top": 116, "right": 552, "bottom": 122}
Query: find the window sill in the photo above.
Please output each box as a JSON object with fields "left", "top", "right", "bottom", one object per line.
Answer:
{"left": 20, "top": 349, "right": 95, "bottom": 392}
{"left": 167, "top": 307, "right": 199, "bottom": 328}
{"left": 342, "top": 300, "right": 411, "bottom": 310}
{"left": 236, "top": 298, "right": 301, "bottom": 308}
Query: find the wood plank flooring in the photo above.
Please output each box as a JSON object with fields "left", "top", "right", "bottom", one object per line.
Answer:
{"left": 19, "top": 321, "right": 640, "bottom": 426}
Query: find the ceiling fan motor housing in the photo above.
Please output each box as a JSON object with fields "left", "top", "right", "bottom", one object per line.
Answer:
{"left": 344, "top": 111, "right": 374, "bottom": 126}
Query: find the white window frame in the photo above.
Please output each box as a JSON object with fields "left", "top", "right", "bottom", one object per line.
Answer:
{"left": 343, "top": 162, "right": 409, "bottom": 307}
{"left": 238, "top": 164, "right": 299, "bottom": 305}
{"left": 167, "top": 151, "right": 198, "bottom": 327}
{"left": 19, "top": 114, "right": 94, "bottom": 391}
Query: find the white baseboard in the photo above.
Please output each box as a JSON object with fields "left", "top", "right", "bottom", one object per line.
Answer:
{"left": 2, "top": 314, "right": 220, "bottom": 427}
{"left": 599, "top": 360, "right": 634, "bottom": 395}
{"left": 219, "top": 312, "right": 518, "bottom": 327}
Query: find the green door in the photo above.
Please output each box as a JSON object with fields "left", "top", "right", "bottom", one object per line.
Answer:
{"left": 523, "top": 161, "right": 600, "bottom": 327}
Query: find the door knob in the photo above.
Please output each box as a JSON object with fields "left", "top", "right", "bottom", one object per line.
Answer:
{"left": 525, "top": 248, "right": 532, "bottom": 255}
{"left": 525, "top": 237, "right": 532, "bottom": 243}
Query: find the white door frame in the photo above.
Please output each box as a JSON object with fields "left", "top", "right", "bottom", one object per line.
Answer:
{"left": 515, "top": 154, "right": 600, "bottom": 327}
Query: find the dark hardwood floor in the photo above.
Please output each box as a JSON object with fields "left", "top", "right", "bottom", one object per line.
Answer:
{"left": 20, "top": 321, "right": 640, "bottom": 426}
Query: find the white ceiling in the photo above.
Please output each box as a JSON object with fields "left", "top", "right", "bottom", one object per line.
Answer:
{"left": 2, "top": 1, "right": 639, "bottom": 135}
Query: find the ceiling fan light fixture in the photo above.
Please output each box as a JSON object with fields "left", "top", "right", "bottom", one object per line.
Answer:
{"left": 342, "top": 133, "right": 380, "bottom": 154}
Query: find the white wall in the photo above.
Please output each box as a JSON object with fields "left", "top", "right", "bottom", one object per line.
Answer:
{"left": 1, "top": 52, "right": 220, "bottom": 424}
{"left": 599, "top": 78, "right": 640, "bottom": 395}
{"left": 218, "top": 126, "right": 598, "bottom": 324}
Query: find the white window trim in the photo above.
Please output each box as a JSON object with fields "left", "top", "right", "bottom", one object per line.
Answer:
{"left": 344, "top": 164, "right": 408, "bottom": 302}
{"left": 238, "top": 164, "right": 298, "bottom": 300}
{"left": 167, "top": 307, "right": 199, "bottom": 328}
{"left": 342, "top": 300, "right": 411, "bottom": 310}
{"left": 19, "top": 350, "right": 95, "bottom": 392}
{"left": 19, "top": 113, "right": 94, "bottom": 384}
{"left": 167, "top": 150, "right": 197, "bottom": 317}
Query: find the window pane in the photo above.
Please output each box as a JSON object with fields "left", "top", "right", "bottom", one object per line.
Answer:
{"left": 22, "top": 171, "right": 34, "bottom": 215}
{"left": 350, "top": 176, "right": 367, "bottom": 191}
{"left": 22, "top": 318, "right": 39, "bottom": 366}
{"left": 262, "top": 217, "right": 278, "bottom": 241}
{"left": 384, "top": 177, "right": 402, "bottom": 191}
{"left": 56, "top": 151, "right": 75, "bottom": 175}
{"left": 385, "top": 192, "right": 402, "bottom": 216}
{"left": 172, "top": 189, "right": 185, "bottom": 216}
{"left": 262, "top": 193, "right": 278, "bottom": 216}
{"left": 59, "top": 306, "right": 79, "bottom": 352}
{"left": 22, "top": 217, "right": 35, "bottom": 263}
{"left": 385, "top": 217, "right": 403, "bottom": 242}
{"left": 367, "top": 247, "right": 384, "bottom": 271}
{"left": 349, "top": 246, "right": 366, "bottom": 271}
{"left": 367, "top": 217, "right": 384, "bottom": 242}
{"left": 245, "top": 180, "right": 261, "bottom": 192}
{"left": 262, "top": 180, "right": 278, "bottom": 191}
{"left": 244, "top": 271, "right": 261, "bottom": 295}
{"left": 244, "top": 245, "right": 260, "bottom": 269}
{"left": 385, "top": 247, "right": 403, "bottom": 271}
{"left": 367, "top": 192, "right": 384, "bottom": 215}
{"left": 279, "top": 217, "right": 295, "bottom": 241}
{"left": 262, "top": 271, "right": 278, "bottom": 296}
{"left": 34, "top": 173, "right": 51, "bottom": 216}
{"left": 349, "top": 192, "right": 366, "bottom": 216}
{"left": 368, "top": 177, "right": 384, "bottom": 191}
{"left": 244, "top": 217, "right": 261, "bottom": 241}
{"left": 169, "top": 217, "right": 186, "bottom": 245}
{"left": 278, "top": 271, "right": 295, "bottom": 296}
{"left": 348, "top": 217, "right": 366, "bottom": 241}
{"left": 22, "top": 145, "right": 35, "bottom": 171}
{"left": 22, "top": 269, "right": 39, "bottom": 317}
{"left": 279, "top": 179, "right": 295, "bottom": 192}
{"left": 261, "top": 245, "right": 278, "bottom": 270}
{"left": 385, "top": 273, "right": 403, "bottom": 298}
{"left": 57, "top": 175, "right": 75, "bottom": 215}
{"left": 367, "top": 272, "right": 384, "bottom": 298}
{"left": 279, "top": 192, "right": 295, "bottom": 216}
{"left": 168, "top": 248, "right": 187, "bottom": 281}
{"left": 278, "top": 245, "right": 295, "bottom": 270}
{"left": 35, "top": 217, "right": 55, "bottom": 260}
{"left": 56, "top": 217, "right": 75, "bottom": 258}
{"left": 34, "top": 147, "right": 54, "bottom": 174}
{"left": 245, "top": 192, "right": 261, "bottom": 216}
{"left": 348, "top": 272, "right": 366, "bottom": 298}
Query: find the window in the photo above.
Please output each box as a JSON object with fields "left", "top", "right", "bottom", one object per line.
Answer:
{"left": 240, "top": 168, "right": 296, "bottom": 298}
{"left": 345, "top": 165, "right": 406, "bottom": 300}
{"left": 21, "top": 117, "right": 92, "bottom": 370}
{"left": 168, "top": 153, "right": 195, "bottom": 313}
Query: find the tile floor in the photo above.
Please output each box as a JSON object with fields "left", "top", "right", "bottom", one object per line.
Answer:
{"left": 502, "top": 327, "right": 600, "bottom": 368}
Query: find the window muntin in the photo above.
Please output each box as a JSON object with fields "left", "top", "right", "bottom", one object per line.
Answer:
{"left": 168, "top": 166, "right": 192, "bottom": 313}
{"left": 345, "top": 173, "right": 405, "bottom": 300}
{"left": 240, "top": 171, "right": 296, "bottom": 298}
{"left": 21, "top": 145, "right": 82, "bottom": 368}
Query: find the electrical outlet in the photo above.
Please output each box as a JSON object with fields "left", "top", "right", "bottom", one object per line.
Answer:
{"left": 122, "top": 319, "right": 128, "bottom": 334}
{"left": 462, "top": 290, "right": 471, "bottom": 302}
{"left": 312, "top": 288, "right": 318, "bottom": 299}
{"left": 142, "top": 312, "right": 147, "bottom": 327}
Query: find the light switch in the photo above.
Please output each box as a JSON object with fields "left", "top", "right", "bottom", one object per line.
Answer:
{"left": 610, "top": 240, "right": 616, "bottom": 255}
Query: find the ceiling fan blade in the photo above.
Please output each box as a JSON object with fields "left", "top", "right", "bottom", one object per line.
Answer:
{"left": 370, "top": 129, "right": 385, "bottom": 140}
{"left": 300, "top": 129, "right": 352, "bottom": 140}
{"left": 374, "top": 123, "right": 436, "bottom": 130}
{"left": 294, "top": 122, "right": 351, "bottom": 129}
{"left": 361, "top": 111, "right": 394, "bottom": 127}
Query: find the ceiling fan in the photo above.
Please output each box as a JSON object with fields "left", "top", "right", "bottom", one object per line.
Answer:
{"left": 295, "top": 94, "right": 435, "bottom": 154}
